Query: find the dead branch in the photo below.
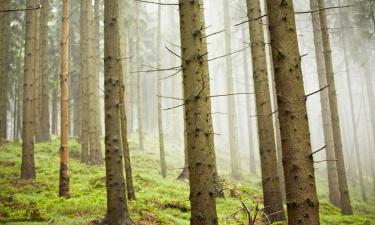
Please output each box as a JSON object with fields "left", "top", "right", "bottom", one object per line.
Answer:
{"left": 209, "top": 92, "right": 254, "bottom": 98}
{"left": 135, "top": 0, "right": 178, "bottom": 6}
{"left": 157, "top": 95, "right": 183, "bottom": 101}
{"left": 308, "top": 145, "right": 327, "bottom": 157}
{"left": 0, "top": 5, "right": 41, "bottom": 13}
{"left": 305, "top": 84, "right": 330, "bottom": 99}
{"left": 295, "top": 4, "right": 356, "bottom": 15}
{"left": 205, "top": 46, "right": 250, "bottom": 62}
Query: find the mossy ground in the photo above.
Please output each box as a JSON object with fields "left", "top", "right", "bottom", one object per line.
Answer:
{"left": 0, "top": 136, "right": 374, "bottom": 225}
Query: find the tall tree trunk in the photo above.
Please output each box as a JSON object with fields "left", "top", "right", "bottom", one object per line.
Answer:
{"left": 21, "top": 0, "right": 37, "bottom": 180}
{"left": 33, "top": 0, "right": 42, "bottom": 143}
{"left": 245, "top": 0, "right": 285, "bottom": 221}
{"left": 104, "top": 0, "right": 133, "bottom": 224}
{"left": 265, "top": 1, "right": 320, "bottom": 224}
{"left": 136, "top": 4, "right": 144, "bottom": 151}
{"left": 223, "top": 0, "right": 241, "bottom": 179}
{"left": 179, "top": 0, "right": 219, "bottom": 224}
{"left": 316, "top": 0, "right": 353, "bottom": 214}
{"left": 79, "top": 0, "right": 90, "bottom": 163}
{"left": 38, "top": 0, "right": 51, "bottom": 142}
{"left": 59, "top": 0, "right": 70, "bottom": 198}
{"left": 309, "top": 0, "right": 341, "bottom": 208}
{"left": 51, "top": 87, "right": 58, "bottom": 136}
{"left": 156, "top": 0, "right": 167, "bottom": 178}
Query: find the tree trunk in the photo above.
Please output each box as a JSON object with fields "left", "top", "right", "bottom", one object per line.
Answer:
{"left": 309, "top": 0, "right": 341, "bottom": 208}
{"left": 178, "top": 0, "right": 219, "bottom": 224}
{"left": 265, "top": 1, "right": 320, "bottom": 224}
{"left": 51, "top": 87, "right": 58, "bottom": 136}
{"left": 104, "top": 0, "right": 133, "bottom": 224}
{"left": 39, "top": 0, "right": 51, "bottom": 142}
{"left": 245, "top": 0, "right": 285, "bottom": 221}
{"left": 21, "top": 0, "right": 37, "bottom": 180}
{"left": 317, "top": 0, "right": 353, "bottom": 214}
{"left": 59, "top": 0, "right": 70, "bottom": 198}
{"left": 156, "top": 0, "right": 167, "bottom": 178}
{"left": 33, "top": 0, "right": 42, "bottom": 143}
{"left": 136, "top": 4, "right": 144, "bottom": 151}
{"left": 223, "top": 0, "right": 241, "bottom": 180}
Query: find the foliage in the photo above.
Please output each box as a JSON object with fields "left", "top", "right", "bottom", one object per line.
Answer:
{"left": 0, "top": 137, "right": 374, "bottom": 225}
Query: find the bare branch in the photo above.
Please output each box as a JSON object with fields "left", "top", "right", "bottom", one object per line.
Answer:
{"left": 308, "top": 145, "right": 327, "bottom": 157}
{"left": 305, "top": 84, "right": 330, "bottom": 99}
{"left": 135, "top": 0, "right": 178, "bottom": 6}
{"left": 0, "top": 5, "right": 41, "bottom": 13}
{"left": 295, "top": 4, "right": 356, "bottom": 14}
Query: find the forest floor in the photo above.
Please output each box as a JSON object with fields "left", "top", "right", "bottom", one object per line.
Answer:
{"left": 0, "top": 137, "right": 374, "bottom": 225}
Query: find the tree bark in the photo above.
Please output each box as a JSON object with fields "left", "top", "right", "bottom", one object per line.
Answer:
{"left": 59, "top": 0, "right": 70, "bottom": 198}
{"left": 265, "top": 1, "right": 320, "bottom": 224}
{"left": 21, "top": 0, "right": 37, "bottom": 180}
{"left": 33, "top": 0, "right": 42, "bottom": 143}
{"left": 104, "top": 0, "right": 133, "bottom": 224}
{"left": 178, "top": 0, "right": 219, "bottom": 224}
{"left": 317, "top": 0, "right": 353, "bottom": 214}
{"left": 136, "top": 4, "right": 144, "bottom": 151}
{"left": 309, "top": 0, "right": 340, "bottom": 208}
{"left": 245, "top": 0, "right": 285, "bottom": 221}
{"left": 223, "top": 0, "right": 241, "bottom": 180}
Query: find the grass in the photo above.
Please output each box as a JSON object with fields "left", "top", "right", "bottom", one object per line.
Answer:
{"left": 0, "top": 136, "right": 374, "bottom": 225}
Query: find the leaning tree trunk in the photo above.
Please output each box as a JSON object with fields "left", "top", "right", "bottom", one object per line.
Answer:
{"left": 59, "top": 0, "right": 70, "bottom": 198}
{"left": 104, "top": 0, "right": 133, "bottom": 224}
{"left": 21, "top": 0, "right": 37, "bottom": 180}
{"left": 136, "top": 4, "right": 144, "bottom": 151}
{"left": 265, "top": 1, "right": 320, "bottom": 224}
{"left": 309, "top": 0, "right": 341, "bottom": 208}
{"left": 156, "top": 0, "right": 167, "bottom": 178}
{"left": 223, "top": 0, "right": 241, "bottom": 180}
{"left": 245, "top": 0, "right": 285, "bottom": 222}
{"left": 179, "top": 0, "right": 219, "bottom": 224}
{"left": 317, "top": 0, "right": 353, "bottom": 214}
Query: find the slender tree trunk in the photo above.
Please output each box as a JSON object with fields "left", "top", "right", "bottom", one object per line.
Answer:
{"left": 334, "top": 0, "right": 367, "bottom": 203}
{"left": 309, "top": 0, "right": 341, "bottom": 208}
{"left": 33, "top": 0, "right": 42, "bottom": 143}
{"left": 21, "top": 0, "right": 37, "bottom": 180}
{"left": 265, "top": 1, "right": 320, "bottom": 224}
{"left": 39, "top": 0, "right": 51, "bottom": 142}
{"left": 245, "top": 0, "right": 285, "bottom": 221}
{"left": 316, "top": 0, "right": 353, "bottom": 214}
{"left": 156, "top": 0, "right": 167, "bottom": 178}
{"left": 51, "top": 87, "right": 58, "bottom": 136}
{"left": 136, "top": 4, "right": 144, "bottom": 151}
{"left": 59, "top": 0, "right": 70, "bottom": 198}
{"left": 104, "top": 0, "right": 133, "bottom": 224}
{"left": 223, "top": 0, "right": 241, "bottom": 179}
{"left": 179, "top": 0, "right": 219, "bottom": 224}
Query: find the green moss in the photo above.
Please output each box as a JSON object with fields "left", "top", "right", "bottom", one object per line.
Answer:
{"left": 0, "top": 137, "right": 374, "bottom": 224}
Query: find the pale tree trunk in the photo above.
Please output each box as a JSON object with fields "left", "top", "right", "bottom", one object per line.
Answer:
{"left": 39, "top": 0, "right": 51, "bottom": 142}
{"left": 266, "top": 1, "right": 320, "bottom": 224}
{"left": 241, "top": 27, "right": 257, "bottom": 175}
{"left": 136, "top": 4, "right": 144, "bottom": 151}
{"left": 34, "top": 0, "right": 42, "bottom": 143}
{"left": 104, "top": 0, "right": 133, "bottom": 224}
{"left": 179, "top": 0, "right": 219, "bottom": 224}
{"left": 117, "top": 15, "right": 136, "bottom": 201}
{"left": 79, "top": 0, "right": 90, "bottom": 163}
{"left": 21, "top": 0, "right": 37, "bottom": 180}
{"left": 309, "top": 0, "right": 341, "bottom": 208}
{"left": 156, "top": 0, "right": 167, "bottom": 178}
{"left": 59, "top": 0, "right": 70, "bottom": 198}
{"left": 334, "top": 0, "right": 367, "bottom": 202}
{"left": 51, "top": 87, "right": 58, "bottom": 136}
{"left": 223, "top": 0, "right": 241, "bottom": 179}
{"left": 245, "top": 0, "right": 285, "bottom": 221}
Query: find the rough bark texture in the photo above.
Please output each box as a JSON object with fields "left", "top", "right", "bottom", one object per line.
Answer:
{"left": 21, "top": 0, "right": 37, "bottom": 180}
{"left": 104, "top": 1, "right": 133, "bottom": 224}
{"left": 223, "top": 0, "right": 241, "bottom": 180}
{"left": 309, "top": 0, "right": 340, "bottom": 208}
{"left": 318, "top": 0, "right": 353, "bottom": 214}
{"left": 135, "top": 4, "right": 144, "bottom": 151}
{"left": 246, "top": 0, "right": 285, "bottom": 221}
{"left": 265, "top": 1, "right": 320, "bottom": 224}
{"left": 179, "top": 0, "right": 218, "bottom": 224}
{"left": 59, "top": 0, "right": 70, "bottom": 198}
{"left": 39, "top": 0, "right": 51, "bottom": 142}
{"left": 156, "top": 0, "right": 167, "bottom": 178}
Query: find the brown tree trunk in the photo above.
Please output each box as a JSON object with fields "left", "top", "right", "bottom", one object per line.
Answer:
{"left": 179, "top": 0, "right": 219, "bottom": 224}
{"left": 265, "top": 1, "right": 320, "bottom": 224}
{"left": 223, "top": 0, "right": 241, "bottom": 180}
{"left": 309, "top": 0, "right": 341, "bottom": 208}
{"left": 104, "top": 0, "right": 133, "bottom": 224}
{"left": 245, "top": 0, "right": 285, "bottom": 221}
{"left": 59, "top": 0, "right": 70, "bottom": 198}
{"left": 33, "top": 0, "right": 42, "bottom": 143}
{"left": 51, "top": 87, "right": 58, "bottom": 136}
{"left": 21, "top": 0, "right": 37, "bottom": 180}
{"left": 39, "top": 0, "right": 51, "bottom": 142}
{"left": 136, "top": 4, "right": 144, "bottom": 151}
{"left": 317, "top": 0, "right": 353, "bottom": 214}
{"left": 156, "top": 0, "right": 167, "bottom": 178}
